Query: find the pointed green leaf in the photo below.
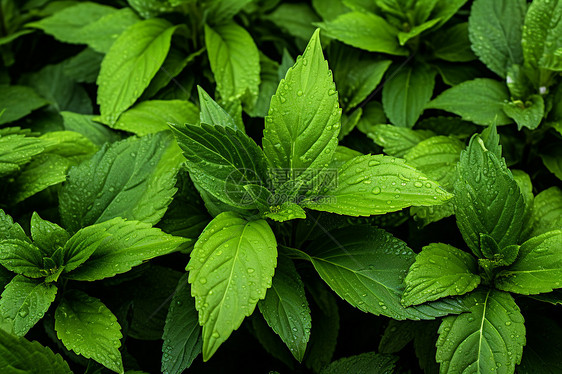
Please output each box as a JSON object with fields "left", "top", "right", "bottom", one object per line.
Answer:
{"left": 0, "top": 86, "right": 47, "bottom": 125}
{"left": 430, "top": 23, "right": 476, "bottom": 62}
{"left": 304, "top": 154, "right": 452, "bottom": 217}
{"left": 262, "top": 29, "right": 341, "bottom": 192}
{"left": 198, "top": 86, "right": 239, "bottom": 130}
{"left": 258, "top": 256, "right": 311, "bottom": 362}
{"left": 55, "top": 290, "right": 123, "bottom": 373}
{"left": 402, "top": 243, "right": 480, "bottom": 306}
{"left": 264, "top": 3, "right": 319, "bottom": 41}
{"left": 398, "top": 18, "right": 441, "bottom": 46}
{"left": 0, "top": 133, "right": 49, "bottom": 177}
{"left": 367, "top": 124, "right": 435, "bottom": 158}
{"left": 161, "top": 274, "right": 202, "bottom": 374}
{"left": 0, "top": 240, "right": 44, "bottom": 278}
{"left": 495, "top": 230, "right": 562, "bottom": 295}
{"left": 436, "top": 289, "right": 525, "bottom": 374}
{"left": 531, "top": 186, "right": 562, "bottom": 236}
{"left": 187, "top": 212, "right": 277, "bottom": 360}
{"left": 502, "top": 95, "right": 545, "bottom": 130}
{"left": 30, "top": 213, "right": 69, "bottom": 258}
{"left": 0, "top": 210, "right": 30, "bottom": 243}
{"left": 0, "top": 276, "right": 57, "bottom": 336}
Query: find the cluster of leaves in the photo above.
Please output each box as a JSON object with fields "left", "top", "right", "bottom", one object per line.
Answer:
{"left": 0, "top": 0, "right": 561, "bottom": 373}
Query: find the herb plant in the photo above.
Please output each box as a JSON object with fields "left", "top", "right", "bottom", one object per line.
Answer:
{"left": 0, "top": 1, "right": 561, "bottom": 374}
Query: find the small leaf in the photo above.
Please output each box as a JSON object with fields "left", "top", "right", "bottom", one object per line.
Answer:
{"left": 0, "top": 240, "right": 44, "bottom": 278}
{"left": 367, "top": 124, "right": 434, "bottom": 157}
{"left": 198, "top": 86, "right": 239, "bottom": 130}
{"left": 502, "top": 95, "right": 545, "bottom": 130}
{"left": 30, "top": 213, "right": 69, "bottom": 257}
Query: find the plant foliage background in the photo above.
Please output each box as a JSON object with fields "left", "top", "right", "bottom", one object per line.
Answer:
{"left": 0, "top": 0, "right": 561, "bottom": 373}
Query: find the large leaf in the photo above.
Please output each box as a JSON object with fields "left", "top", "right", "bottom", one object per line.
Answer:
{"left": 531, "top": 186, "right": 562, "bottom": 236}
{"left": 97, "top": 19, "right": 178, "bottom": 123}
{"left": 170, "top": 123, "right": 269, "bottom": 209}
{"left": 304, "top": 154, "right": 452, "bottom": 216}
{"left": 161, "top": 274, "right": 202, "bottom": 374}
{"left": 402, "top": 243, "right": 480, "bottom": 306}
{"left": 318, "top": 11, "right": 407, "bottom": 55}
{"left": 382, "top": 63, "right": 436, "bottom": 128}
{"left": 303, "top": 226, "right": 467, "bottom": 320}
{"left": 0, "top": 86, "right": 47, "bottom": 125}
{"left": 454, "top": 132, "right": 526, "bottom": 256}
{"left": 59, "top": 132, "right": 183, "bottom": 233}
{"left": 262, "top": 29, "right": 341, "bottom": 193}
{"left": 0, "top": 276, "right": 57, "bottom": 336}
{"left": 258, "top": 256, "right": 311, "bottom": 362}
{"left": 495, "top": 230, "right": 562, "bottom": 295}
{"left": 468, "top": 0, "right": 526, "bottom": 77}
{"left": 426, "top": 78, "right": 512, "bottom": 126}
{"left": 0, "top": 329, "right": 72, "bottom": 374}
{"left": 55, "top": 290, "right": 123, "bottom": 373}
{"left": 64, "top": 218, "right": 187, "bottom": 281}
{"left": 205, "top": 22, "right": 260, "bottom": 104}
{"left": 187, "top": 212, "right": 277, "bottom": 360}
{"left": 436, "top": 289, "right": 525, "bottom": 374}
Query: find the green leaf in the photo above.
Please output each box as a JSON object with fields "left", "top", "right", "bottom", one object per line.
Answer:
{"left": 198, "top": 86, "right": 239, "bottom": 130}
{"left": 188, "top": 212, "right": 277, "bottom": 360}
{"left": 468, "top": 0, "right": 526, "bottom": 77}
{"left": 318, "top": 11, "right": 407, "bottom": 55}
{"left": 430, "top": 22, "right": 476, "bottom": 62}
{"left": 55, "top": 290, "right": 123, "bottom": 373}
{"left": 367, "top": 124, "right": 435, "bottom": 157}
{"left": 512, "top": 169, "right": 534, "bottom": 241}
{"left": 264, "top": 202, "right": 307, "bottom": 222}
{"left": 262, "top": 29, "right": 341, "bottom": 193}
{"left": 426, "top": 78, "right": 512, "bottom": 126}
{"left": 64, "top": 218, "right": 187, "bottom": 281}
{"left": 170, "top": 123, "right": 269, "bottom": 210}
{"left": 112, "top": 100, "right": 199, "bottom": 136}
{"left": 378, "top": 320, "right": 416, "bottom": 354}
{"left": 250, "top": 314, "right": 295, "bottom": 369}
{"left": 0, "top": 329, "right": 73, "bottom": 374}
{"left": 0, "top": 86, "right": 47, "bottom": 125}
{"left": 264, "top": 3, "right": 319, "bottom": 41}
{"left": 434, "top": 61, "right": 482, "bottom": 86}
{"left": 0, "top": 210, "right": 29, "bottom": 243}
{"left": 30, "top": 212, "right": 69, "bottom": 257}
{"left": 0, "top": 276, "right": 57, "bottom": 336}
{"left": 304, "top": 226, "right": 467, "bottom": 320}
{"left": 522, "top": 0, "right": 562, "bottom": 75}
{"left": 97, "top": 19, "right": 178, "bottom": 124}
{"left": 320, "top": 352, "right": 398, "bottom": 374}
{"left": 204, "top": 0, "right": 253, "bottom": 24}
{"left": 402, "top": 243, "right": 480, "bottom": 306}
{"left": 312, "top": 0, "right": 350, "bottom": 21}
{"left": 304, "top": 154, "right": 452, "bottom": 217}
{"left": 502, "top": 95, "right": 545, "bottom": 130}
{"left": 398, "top": 18, "right": 441, "bottom": 46}
{"left": 204, "top": 22, "right": 260, "bottom": 104}
{"left": 161, "top": 274, "right": 202, "bottom": 374}
{"left": 430, "top": 0, "right": 470, "bottom": 28}
{"left": 531, "top": 187, "right": 562, "bottom": 236}
{"left": 405, "top": 136, "right": 464, "bottom": 226}
{"left": 454, "top": 132, "right": 527, "bottom": 256}
{"left": 258, "top": 256, "right": 311, "bottom": 362}
{"left": 61, "top": 112, "right": 120, "bottom": 147}
{"left": 382, "top": 63, "right": 436, "bottom": 128}
{"left": 436, "top": 289, "right": 525, "bottom": 374}
{"left": 0, "top": 133, "right": 49, "bottom": 177}
{"left": 495, "top": 230, "right": 562, "bottom": 295}
{"left": 59, "top": 132, "right": 183, "bottom": 233}
{"left": 60, "top": 224, "right": 110, "bottom": 273}
{"left": 540, "top": 143, "right": 562, "bottom": 180}
{"left": 0, "top": 240, "right": 44, "bottom": 278}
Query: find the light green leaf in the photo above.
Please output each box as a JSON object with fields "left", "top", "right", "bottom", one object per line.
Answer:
{"left": 262, "top": 29, "right": 341, "bottom": 192}
{"left": 0, "top": 86, "right": 47, "bottom": 125}
{"left": 522, "top": 0, "right": 562, "bottom": 75}
{"left": 170, "top": 123, "right": 268, "bottom": 210}
{"left": 367, "top": 124, "right": 434, "bottom": 157}
{"left": 187, "top": 212, "right": 277, "bottom": 361}
{"left": 303, "top": 226, "right": 467, "bottom": 320}
{"left": 55, "top": 290, "right": 123, "bottom": 373}
{"left": 312, "top": 0, "right": 350, "bottom": 21}
{"left": 430, "top": 0, "right": 470, "bottom": 28}
{"left": 304, "top": 154, "right": 452, "bottom": 217}
{"left": 430, "top": 23, "right": 476, "bottom": 62}
{"left": 0, "top": 133, "right": 49, "bottom": 177}
{"left": 128, "top": 0, "right": 175, "bottom": 18}
{"left": 320, "top": 352, "right": 398, "bottom": 374}
{"left": 426, "top": 78, "right": 512, "bottom": 126}
{"left": 204, "top": 22, "right": 260, "bottom": 105}
{"left": 258, "top": 256, "right": 311, "bottom": 362}
{"left": 30, "top": 212, "right": 69, "bottom": 257}
{"left": 161, "top": 274, "right": 202, "bottom": 374}
{"left": 502, "top": 95, "right": 545, "bottom": 130}
{"left": 60, "top": 224, "right": 109, "bottom": 273}
{"left": 64, "top": 218, "right": 187, "bottom": 281}
{"left": 59, "top": 132, "right": 183, "bottom": 233}
{"left": 468, "top": 0, "right": 526, "bottom": 77}
{"left": 0, "top": 240, "right": 44, "bottom": 278}
{"left": 264, "top": 202, "right": 307, "bottom": 222}
{"left": 318, "top": 11, "right": 407, "bottom": 55}
{"left": 454, "top": 132, "right": 527, "bottom": 256}
{"left": 398, "top": 18, "right": 441, "bottom": 46}
{"left": 402, "top": 243, "right": 480, "bottom": 306}
{"left": 79, "top": 7, "right": 140, "bottom": 53}
{"left": 436, "top": 289, "right": 525, "bottom": 374}
{"left": 382, "top": 63, "right": 436, "bottom": 128}
{"left": 245, "top": 53, "right": 280, "bottom": 118}
{"left": 264, "top": 3, "right": 319, "bottom": 41}
{"left": 495, "top": 230, "right": 562, "bottom": 295}
{"left": 531, "top": 187, "right": 562, "bottom": 236}
{"left": 198, "top": 86, "right": 239, "bottom": 130}
{"left": 0, "top": 329, "right": 73, "bottom": 374}
{"left": 97, "top": 19, "right": 178, "bottom": 124}
{"left": 0, "top": 276, "right": 57, "bottom": 336}
{"left": 113, "top": 100, "right": 199, "bottom": 136}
